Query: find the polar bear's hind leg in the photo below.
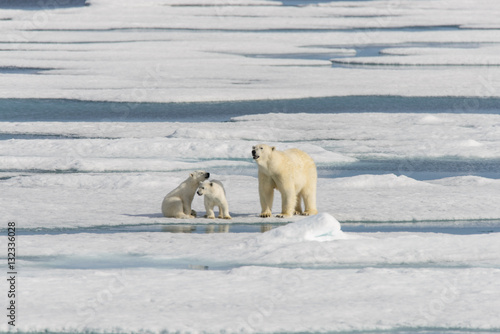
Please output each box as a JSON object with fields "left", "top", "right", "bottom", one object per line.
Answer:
{"left": 204, "top": 200, "right": 216, "bottom": 219}
{"left": 277, "top": 187, "right": 296, "bottom": 218}
{"left": 294, "top": 195, "right": 303, "bottom": 215}
{"left": 217, "top": 205, "right": 224, "bottom": 219}
{"left": 301, "top": 184, "right": 318, "bottom": 216}
{"left": 163, "top": 197, "right": 195, "bottom": 218}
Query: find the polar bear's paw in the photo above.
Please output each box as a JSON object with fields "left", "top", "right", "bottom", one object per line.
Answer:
{"left": 276, "top": 213, "right": 293, "bottom": 218}
{"left": 220, "top": 215, "right": 232, "bottom": 219}
{"left": 303, "top": 209, "right": 318, "bottom": 216}
{"left": 260, "top": 211, "right": 272, "bottom": 218}
{"left": 177, "top": 213, "right": 195, "bottom": 219}
{"left": 204, "top": 214, "right": 216, "bottom": 219}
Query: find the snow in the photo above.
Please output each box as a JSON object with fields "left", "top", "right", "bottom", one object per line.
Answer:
{"left": 333, "top": 45, "right": 500, "bottom": 66}
{"left": 259, "top": 213, "right": 345, "bottom": 242}
{"left": 9, "top": 215, "right": 500, "bottom": 332}
{"left": 1, "top": 0, "right": 500, "bottom": 102}
{"left": 2, "top": 0, "right": 500, "bottom": 333}
{"left": 2, "top": 113, "right": 500, "bottom": 332}
{"left": 17, "top": 266, "right": 500, "bottom": 333}
{"left": 17, "top": 215, "right": 500, "bottom": 268}
{"left": 2, "top": 113, "right": 500, "bottom": 228}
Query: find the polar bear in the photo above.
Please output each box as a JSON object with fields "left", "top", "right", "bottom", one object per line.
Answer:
{"left": 197, "top": 180, "right": 231, "bottom": 219}
{"left": 252, "top": 144, "right": 318, "bottom": 218}
{"left": 161, "top": 170, "right": 210, "bottom": 218}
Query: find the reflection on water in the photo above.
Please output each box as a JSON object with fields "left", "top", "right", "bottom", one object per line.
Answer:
{"left": 162, "top": 224, "right": 279, "bottom": 234}
{"left": 188, "top": 264, "right": 209, "bottom": 270}
{"left": 162, "top": 225, "right": 197, "bottom": 233}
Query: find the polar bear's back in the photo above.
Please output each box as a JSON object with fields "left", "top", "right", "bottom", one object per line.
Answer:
{"left": 200, "top": 179, "right": 226, "bottom": 196}
{"left": 210, "top": 179, "right": 226, "bottom": 194}
{"left": 283, "top": 148, "right": 316, "bottom": 170}
{"left": 280, "top": 148, "right": 317, "bottom": 192}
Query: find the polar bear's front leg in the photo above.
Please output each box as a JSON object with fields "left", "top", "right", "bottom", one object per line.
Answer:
{"left": 205, "top": 208, "right": 216, "bottom": 219}
{"left": 204, "top": 198, "right": 216, "bottom": 219}
{"left": 258, "top": 173, "right": 275, "bottom": 218}
{"left": 218, "top": 201, "right": 232, "bottom": 219}
{"left": 294, "top": 199, "right": 303, "bottom": 216}
{"left": 277, "top": 187, "right": 296, "bottom": 218}
{"left": 182, "top": 197, "right": 194, "bottom": 216}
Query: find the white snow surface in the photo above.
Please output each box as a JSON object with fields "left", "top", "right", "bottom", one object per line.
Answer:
{"left": 8, "top": 213, "right": 500, "bottom": 333}
{"left": 2, "top": 112, "right": 500, "bottom": 333}
{"left": 2, "top": 113, "right": 500, "bottom": 227}
{"left": 1, "top": 0, "right": 500, "bottom": 102}
{"left": 2, "top": 0, "right": 500, "bottom": 333}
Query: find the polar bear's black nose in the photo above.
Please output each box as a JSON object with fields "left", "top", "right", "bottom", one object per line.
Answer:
{"left": 252, "top": 149, "right": 256, "bottom": 157}
{"left": 205, "top": 172, "right": 210, "bottom": 178}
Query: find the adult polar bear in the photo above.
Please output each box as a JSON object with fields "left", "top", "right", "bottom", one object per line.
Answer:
{"left": 252, "top": 144, "right": 318, "bottom": 218}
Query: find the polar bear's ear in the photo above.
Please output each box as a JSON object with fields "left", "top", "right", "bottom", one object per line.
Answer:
{"left": 190, "top": 172, "right": 194, "bottom": 177}
{"left": 271, "top": 146, "right": 276, "bottom": 151}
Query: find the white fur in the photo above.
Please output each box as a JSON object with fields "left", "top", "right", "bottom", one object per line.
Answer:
{"left": 252, "top": 144, "right": 318, "bottom": 218}
{"left": 161, "top": 170, "right": 210, "bottom": 218}
{"left": 197, "top": 180, "right": 231, "bottom": 219}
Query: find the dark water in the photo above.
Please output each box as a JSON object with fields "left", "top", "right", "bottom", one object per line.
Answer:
{"left": 0, "top": 0, "right": 87, "bottom": 9}
{"left": 13, "top": 222, "right": 287, "bottom": 236}
{"left": 318, "top": 158, "right": 500, "bottom": 180}
{"left": 1, "top": 96, "right": 499, "bottom": 122}
{"left": 10, "top": 219, "right": 500, "bottom": 236}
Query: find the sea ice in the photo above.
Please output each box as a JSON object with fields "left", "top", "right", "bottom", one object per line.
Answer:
{"left": 2, "top": 1, "right": 500, "bottom": 333}
{"left": 2, "top": 112, "right": 500, "bottom": 228}
{"left": 8, "top": 218, "right": 500, "bottom": 332}
{"left": 260, "top": 212, "right": 345, "bottom": 243}
{"left": 1, "top": 0, "right": 500, "bottom": 102}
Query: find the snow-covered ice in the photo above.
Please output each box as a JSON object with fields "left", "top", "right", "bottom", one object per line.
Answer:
{"left": 1, "top": 0, "right": 500, "bottom": 101}
{"left": 2, "top": 112, "right": 500, "bottom": 333}
{"left": 2, "top": 0, "right": 500, "bottom": 333}
{"left": 10, "top": 214, "right": 500, "bottom": 333}
{"left": 2, "top": 113, "right": 500, "bottom": 228}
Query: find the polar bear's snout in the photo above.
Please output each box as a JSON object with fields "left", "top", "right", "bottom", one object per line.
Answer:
{"left": 252, "top": 148, "right": 259, "bottom": 160}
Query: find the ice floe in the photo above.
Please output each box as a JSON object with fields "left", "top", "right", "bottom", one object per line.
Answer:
{"left": 1, "top": 0, "right": 500, "bottom": 102}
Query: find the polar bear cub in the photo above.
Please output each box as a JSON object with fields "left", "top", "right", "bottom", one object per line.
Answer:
{"left": 252, "top": 144, "right": 318, "bottom": 218}
{"left": 161, "top": 170, "right": 210, "bottom": 218}
{"left": 197, "top": 180, "right": 231, "bottom": 219}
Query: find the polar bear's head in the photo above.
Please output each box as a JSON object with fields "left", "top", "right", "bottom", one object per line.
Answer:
{"left": 190, "top": 170, "right": 210, "bottom": 183}
{"left": 197, "top": 179, "right": 226, "bottom": 196}
{"left": 197, "top": 180, "right": 212, "bottom": 196}
{"left": 252, "top": 144, "right": 275, "bottom": 163}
